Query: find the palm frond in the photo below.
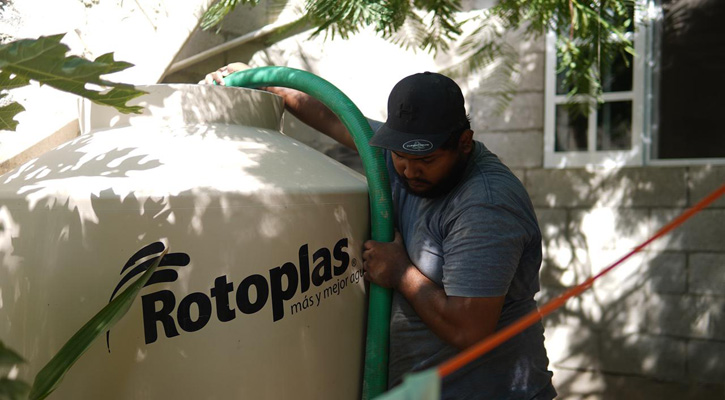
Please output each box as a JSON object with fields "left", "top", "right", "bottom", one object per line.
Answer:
{"left": 384, "top": 11, "right": 428, "bottom": 51}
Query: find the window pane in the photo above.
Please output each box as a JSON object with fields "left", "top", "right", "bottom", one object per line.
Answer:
{"left": 597, "top": 101, "right": 632, "bottom": 150}
{"left": 601, "top": 52, "right": 633, "bottom": 92}
{"left": 555, "top": 105, "right": 588, "bottom": 152}
{"left": 654, "top": 0, "right": 725, "bottom": 159}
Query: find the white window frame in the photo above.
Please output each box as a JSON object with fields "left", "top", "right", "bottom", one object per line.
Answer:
{"left": 543, "top": 0, "right": 725, "bottom": 168}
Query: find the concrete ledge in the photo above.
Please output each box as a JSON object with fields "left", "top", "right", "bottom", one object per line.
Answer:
{"left": 0, "top": 119, "right": 79, "bottom": 176}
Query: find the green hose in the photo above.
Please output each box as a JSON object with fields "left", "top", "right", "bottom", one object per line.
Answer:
{"left": 223, "top": 66, "right": 393, "bottom": 399}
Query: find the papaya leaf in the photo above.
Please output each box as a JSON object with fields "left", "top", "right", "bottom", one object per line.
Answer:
{"left": 0, "top": 378, "right": 31, "bottom": 400}
{"left": 28, "top": 246, "right": 169, "bottom": 400}
{"left": 0, "top": 94, "right": 24, "bottom": 131}
{"left": 0, "top": 71, "right": 30, "bottom": 91}
{"left": 0, "top": 34, "right": 146, "bottom": 121}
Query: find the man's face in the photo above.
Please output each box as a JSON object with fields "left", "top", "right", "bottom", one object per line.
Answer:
{"left": 391, "top": 131, "right": 473, "bottom": 198}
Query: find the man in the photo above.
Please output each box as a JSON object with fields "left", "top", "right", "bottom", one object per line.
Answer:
{"left": 205, "top": 67, "right": 556, "bottom": 399}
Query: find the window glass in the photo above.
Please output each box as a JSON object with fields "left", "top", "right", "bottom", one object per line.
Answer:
{"left": 597, "top": 101, "right": 632, "bottom": 150}
{"left": 555, "top": 105, "right": 588, "bottom": 151}
{"left": 601, "top": 52, "right": 633, "bottom": 92}
{"left": 654, "top": 0, "right": 725, "bottom": 159}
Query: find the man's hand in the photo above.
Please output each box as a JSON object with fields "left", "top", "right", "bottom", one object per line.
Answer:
{"left": 200, "top": 62, "right": 251, "bottom": 85}
{"left": 199, "top": 62, "right": 356, "bottom": 151}
{"left": 364, "top": 231, "right": 505, "bottom": 350}
{"left": 362, "top": 231, "right": 413, "bottom": 289}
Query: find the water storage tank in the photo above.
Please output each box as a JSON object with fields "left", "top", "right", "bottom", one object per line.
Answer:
{"left": 0, "top": 85, "right": 369, "bottom": 399}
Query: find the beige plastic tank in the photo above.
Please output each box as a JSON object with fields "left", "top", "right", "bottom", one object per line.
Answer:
{"left": 0, "top": 84, "right": 369, "bottom": 399}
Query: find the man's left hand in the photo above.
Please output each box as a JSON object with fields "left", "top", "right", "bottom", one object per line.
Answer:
{"left": 362, "top": 231, "right": 414, "bottom": 289}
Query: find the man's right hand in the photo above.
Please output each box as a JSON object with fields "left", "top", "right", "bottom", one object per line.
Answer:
{"left": 200, "top": 62, "right": 251, "bottom": 86}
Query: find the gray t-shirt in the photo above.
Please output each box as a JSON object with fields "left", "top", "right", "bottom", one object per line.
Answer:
{"left": 384, "top": 141, "right": 556, "bottom": 399}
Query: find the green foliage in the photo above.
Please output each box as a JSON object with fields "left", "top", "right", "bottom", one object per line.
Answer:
{"left": 201, "top": 0, "right": 262, "bottom": 31}
{"left": 492, "top": 0, "right": 636, "bottom": 102}
{"left": 442, "top": 11, "right": 519, "bottom": 113}
{"left": 0, "top": 34, "right": 147, "bottom": 131}
{"left": 202, "top": 0, "right": 635, "bottom": 106}
{"left": 28, "top": 247, "right": 167, "bottom": 400}
{"left": 0, "top": 94, "right": 24, "bottom": 132}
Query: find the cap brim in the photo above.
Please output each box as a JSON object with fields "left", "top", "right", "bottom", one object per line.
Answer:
{"left": 369, "top": 123, "right": 451, "bottom": 156}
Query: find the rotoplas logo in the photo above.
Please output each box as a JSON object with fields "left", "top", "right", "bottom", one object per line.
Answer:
{"left": 107, "top": 238, "right": 351, "bottom": 349}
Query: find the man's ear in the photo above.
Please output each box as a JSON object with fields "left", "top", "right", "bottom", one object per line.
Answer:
{"left": 460, "top": 130, "right": 474, "bottom": 154}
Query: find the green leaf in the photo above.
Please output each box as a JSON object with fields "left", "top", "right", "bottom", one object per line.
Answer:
{"left": 0, "top": 341, "right": 25, "bottom": 367}
{"left": 0, "top": 34, "right": 146, "bottom": 115}
{"left": 201, "top": 0, "right": 261, "bottom": 31}
{"left": 28, "top": 246, "right": 169, "bottom": 400}
{"left": 0, "top": 71, "right": 30, "bottom": 90}
{"left": 0, "top": 95, "right": 25, "bottom": 131}
{"left": 0, "top": 378, "right": 31, "bottom": 400}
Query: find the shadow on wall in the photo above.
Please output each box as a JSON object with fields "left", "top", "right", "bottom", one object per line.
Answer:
{"left": 530, "top": 166, "right": 725, "bottom": 399}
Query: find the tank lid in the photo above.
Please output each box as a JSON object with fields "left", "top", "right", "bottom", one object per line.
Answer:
{"left": 79, "top": 84, "right": 284, "bottom": 134}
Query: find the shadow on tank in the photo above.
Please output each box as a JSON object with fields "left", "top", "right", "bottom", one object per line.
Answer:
{"left": 0, "top": 84, "right": 370, "bottom": 399}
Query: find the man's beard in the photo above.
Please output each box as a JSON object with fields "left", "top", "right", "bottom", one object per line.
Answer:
{"left": 399, "top": 153, "right": 468, "bottom": 198}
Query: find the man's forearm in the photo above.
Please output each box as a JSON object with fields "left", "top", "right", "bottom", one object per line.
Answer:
{"left": 265, "top": 87, "right": 357, "bottom": 151}
{"left": 395, "top": 265, "right": 502, "bottom": 350}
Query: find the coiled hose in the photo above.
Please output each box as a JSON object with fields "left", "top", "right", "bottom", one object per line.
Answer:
{"left": 223, "top": 66, "right": 393, "bottom": 399}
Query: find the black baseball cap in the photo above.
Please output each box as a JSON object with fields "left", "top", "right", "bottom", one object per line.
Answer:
{"left": 369, "top": 72, "right": 469, "bottom": 155}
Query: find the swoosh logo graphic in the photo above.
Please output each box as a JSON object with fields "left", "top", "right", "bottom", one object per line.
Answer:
{"left": 106, "top": 242, "right": 190, "bottom": 352}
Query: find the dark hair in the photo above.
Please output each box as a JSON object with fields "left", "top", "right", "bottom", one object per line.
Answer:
{"left": 438, "top": 115, "right": 471, "bottom": 151}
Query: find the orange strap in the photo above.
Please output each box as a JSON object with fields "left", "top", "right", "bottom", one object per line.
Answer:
{"left": 438, "top": 183, "right": 725, "bottom": 378}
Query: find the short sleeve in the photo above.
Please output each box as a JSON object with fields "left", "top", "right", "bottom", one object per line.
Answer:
{"left": 441, "top": 204, "right": 529, "bottom": 297}
{"left": 367, "top": 118, "right": 384, "bottom": 133}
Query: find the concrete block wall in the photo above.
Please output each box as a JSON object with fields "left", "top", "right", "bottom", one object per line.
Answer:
{"left": 530, "top": 165, "right": 725, "bottom": 397}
